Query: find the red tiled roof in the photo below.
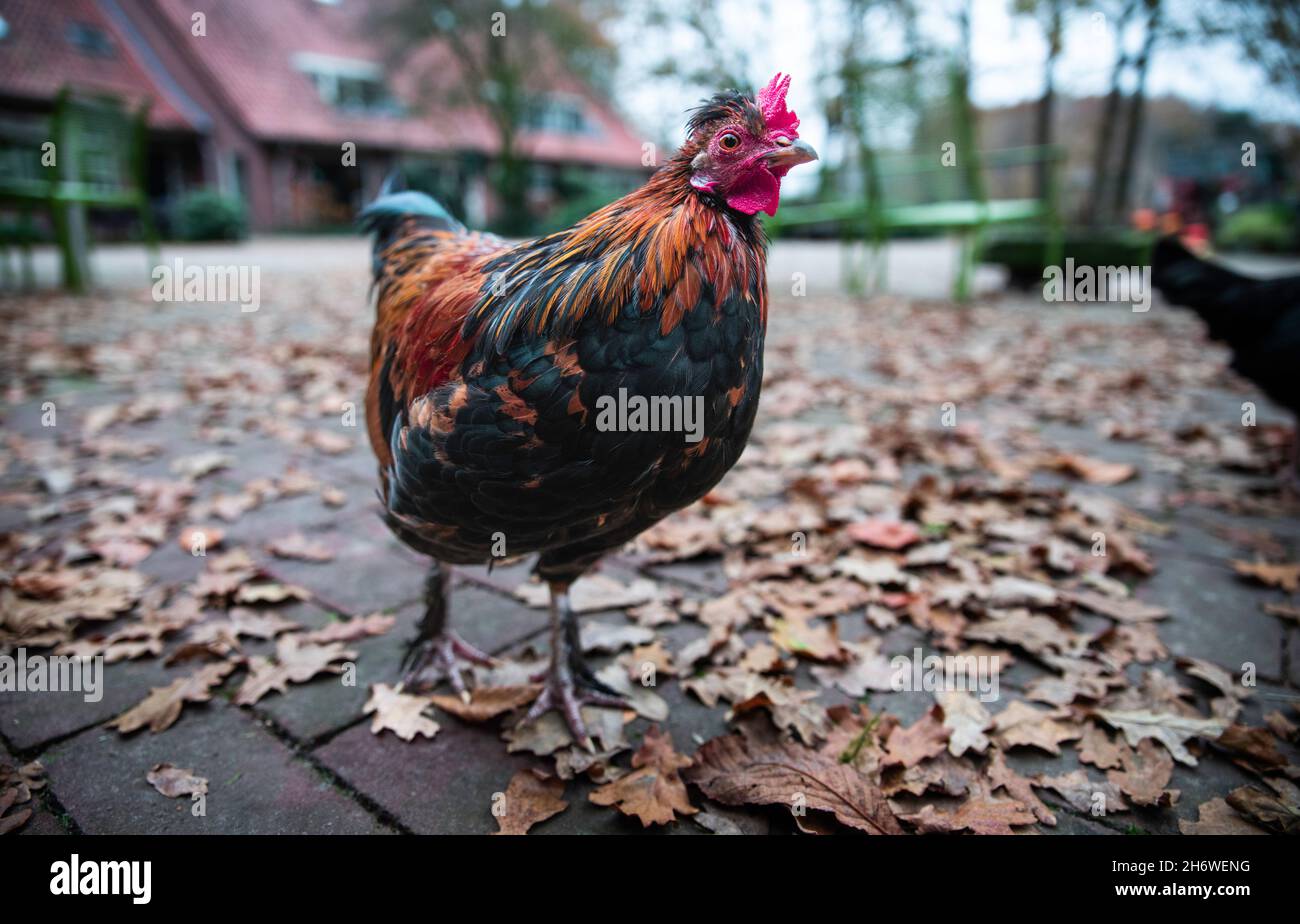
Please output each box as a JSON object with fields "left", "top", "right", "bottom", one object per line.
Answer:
{"left": 143, "top": 0, "right": 648, "bottom": 168}
{"left": 0, "top": 0, "right": 193, "bottom": 128}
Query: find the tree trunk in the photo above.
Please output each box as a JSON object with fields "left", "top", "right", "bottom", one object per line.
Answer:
{"left": 1111, "top": 0, "right": 1161, "bottom": 222}
{"left": 1034, "top": 2, "right": 1062, "bottom": 200}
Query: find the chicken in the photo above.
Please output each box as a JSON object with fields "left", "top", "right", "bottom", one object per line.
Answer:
{"left": 1152, "top": 236, "right": 1300, "bottom": 474}
{"left": 360, "top": 73, "right": 817, "bottom": 746}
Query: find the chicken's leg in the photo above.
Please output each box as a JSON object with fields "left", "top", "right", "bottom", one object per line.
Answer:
{"left": 401, "top": 561, "right": 495, "bottom": 697}
{"left": 521, "top": 581, "right": 626, "bottom": 750}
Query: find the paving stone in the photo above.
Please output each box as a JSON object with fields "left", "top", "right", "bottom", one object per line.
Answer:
{"left": 2, "top": 738, "right": 68, "bottom": 836}
{"left": 1137, "top": 557, "right": 1285, "bottom": 681}
{"left": 314, "top": 717, "right": 541, "bottom": 834}
{"left": 39, "top": 700, "right": 391, "bottom": 834}
{"left": 0, "top": 646, "right": 179, "bottom": 752}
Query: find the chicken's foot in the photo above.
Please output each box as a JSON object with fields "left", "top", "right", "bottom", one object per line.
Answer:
{"left": 520, "top": 581, "right": 626, "bottom": 750}
{"left": 401, "top": 562, "right": 495, "bottom": 698}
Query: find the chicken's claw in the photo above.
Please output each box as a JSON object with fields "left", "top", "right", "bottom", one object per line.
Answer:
{"left": 402, "top": 631, "right": 496, "bottom": 696}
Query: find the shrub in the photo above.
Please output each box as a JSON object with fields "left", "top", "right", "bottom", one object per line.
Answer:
{"left": 1216, "top": 204, "right": 1296, "bottom": 253}
{"left": 171, "top": 189, "right": 248, "bottom": 241}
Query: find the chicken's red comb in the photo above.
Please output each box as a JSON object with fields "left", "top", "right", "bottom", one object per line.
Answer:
{"left": 757, "top": 72, "right": 799, "bottom": 135}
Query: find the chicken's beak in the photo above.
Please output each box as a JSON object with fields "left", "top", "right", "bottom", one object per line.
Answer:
{"left": 766, "top": 138, "right": 818, "bottom": 170}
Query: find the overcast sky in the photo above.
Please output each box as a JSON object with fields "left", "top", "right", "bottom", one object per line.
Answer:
{"left": 609, "top": 0, "right": 1300, "bottom": 193}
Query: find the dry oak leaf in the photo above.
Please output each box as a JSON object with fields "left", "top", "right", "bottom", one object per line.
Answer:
{"left": 109, "top": 661, "right": 236, "bottom": 734}
{"left": 364, "top": 684, "right": 439, "bottom": 741}
{"left": 963, "top": 609, "right": 1083, "bottom": 658}
{"left": 235, "top": 636, "right": 357, "bottom": 705}
{"left": 297, "top": 612, "right": 396, "bottom": 645}
{"left": 1231, "top": 560, "right": 1300, "bottom": 593}
{"left": 730, "top": 678, "right": 829, "bottom": 747}
{"left": 938, "top": 691, "right": 993, "bottom": 757}
{"left": 1215, "top": 724, "right": 1288, "bottom": 773}
{"left": 1179, "top": 798, "right": 1268, "bottom": 835}
{"left": 899, "top": 783, "right": 1038, "bottom": 835}
{"left": 993, "top": 701, "right": 1081, "bottom": 756}
{"left": 1094, "top": 708, "right": 1227, "bottom": 767}
{"left": 883, "top": 705, "right": 951, "bottom": 768}
{"left": 686, "top": 732, "right": 903, "bottom": 835}
{"left": 1047, "top": 453, "right": 1136, "bottom": 486}
{"left": 986, "top": 748, "right": 1056, "bottom": 826}
{"left": 266, "top": 532, "right": 334, "bottom": 563}
{"left": 1076, "top": 722, "right": 1125, "bottom": 771}
{"left": 1066, "top": 590, "right": 1167, "bottom": 623}
{"left": 1032, "top": 770, "right": 1129, "bottom": 815}
{"left": 147, "top": 763, "right": 209, "bottom": 798}
{"left": 589, "top": 725, "right": 697, "bottom": 827}
{"left": 811, "top": 638, "right": 895, "bottom": 697}
{"left": 429, "top": 685, "right": 542, "bottom": 722}
{"left": 494, "top": 769, "right": 567, "bottom": 835}
{"left": 1106, "top": 739, "right": 1179, "bottom": 808}
{"left": 1224, "top": 779, "right": 1300, "bottom": 834}
{"left": 846, "top": 518, "right": 921, "bottom": 550}
{"left": 1176, "top": 656, "right": 1245, "bottom": 701}
{"left": 767, "top": 613, "right": 845, "bottom": 663}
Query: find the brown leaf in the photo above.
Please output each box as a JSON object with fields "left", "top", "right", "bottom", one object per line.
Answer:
{"left": 993, "top": 700, "right": 1080, "bottom": 755}
{"left": 1076, "top": 722, "right": 1125, "bottom": 770}
{"left": 1231, "top": 560, "right": 1300, "bottom": 593}
{"left": 364, "top": 683, "right": 439, "bottom": 741}
{"left": 986, "top": 749, "right": 1056, "bottom": 825}
{"left": 1047, "top": 453, "right": 1135, "bottom": 486}
{"left": 429, "top": 685, "right": 542, "bottom": 722}
{"left": 1106, "top": 740, "right": 1178, "bottom": 807}
{"left": 266, "top": 532, "right": 335, "bottom": 563}
{"left": 846, "top": 518, "right": 921, "bottom": 550}
{"left": 686, "top": 732, "right": 903, "bottom": 834}
{"left": 589, "top": 725, "right": 697, "bottom": 827}
{"left": 883, "top": 706, "right": 950, "bottom": 768}
{"left": 768, "top": 613, "right": 845, "bottom": 663}
{"left": 146, "top": 763, "right": 209, "bottom": 798}
{"left": 1094, "top": 708, "right": 1227, "bottom": 766}
{"left": 1225, "top": 779, "right": 1300, "bottom": 834}
{"left": 1179, "top": 798, "right": 1268, "bottom": 835}
{"left": 899, "top": 783, "right": 1037, "bottom": 834}
{"left": 109, "top": 662, "right": 236, "bottom": 734}
{"left": 297, "top": 613, "right": 396, "bottom": 645}
{"left": 494, "top": 769, "right": 567, "bottom": 835}
{"left": 235, "top": 636, "right": 357, "bottom": 705}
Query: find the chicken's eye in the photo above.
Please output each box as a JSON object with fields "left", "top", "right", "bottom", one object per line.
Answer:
{"left": 718, "top": 132, "right": 740, "bottom": 151}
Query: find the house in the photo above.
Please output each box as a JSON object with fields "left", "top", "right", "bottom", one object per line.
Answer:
{"left": 0, "top": 0, "right": 651, "bottom": 232}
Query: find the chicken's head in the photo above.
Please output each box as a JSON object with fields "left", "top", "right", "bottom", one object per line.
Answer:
{"left": 686, "top": 72, "right": 818, "bottom": 217}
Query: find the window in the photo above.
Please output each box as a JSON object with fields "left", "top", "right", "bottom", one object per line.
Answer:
{"left": 67, "top": 22, "right": 115, "bottom": 58}
{"left": 523, "top": 94, "right": 596, "bottom": 136}
{"left": 293, "top": 53, "right": 400, "bottom": 115}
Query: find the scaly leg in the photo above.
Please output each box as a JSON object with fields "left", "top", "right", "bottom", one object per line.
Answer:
{"left": 521, "top": 581, "right": 625, "bottom": 750}
{"left": 401, "top": 562, "right": 495, "bottom": 697}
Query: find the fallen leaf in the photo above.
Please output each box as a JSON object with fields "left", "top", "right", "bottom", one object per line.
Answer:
{"left": 1179, "top": 797, "right": 1267, "bottom": 835}
{"left": 686, "top": 732, "right": 902, "bottom": 834}
{"left": 429, "top": 685, "right": 542, "bottom": 722}
{"left": 109, "top": 662, "right": 236, "bottom": 734}
{"left": 938, "top": 691, "right": 993, "bottom": 757}
{"left": 494, "top": 769, "right": 567, "bottom": 835}
{"left": 589, "top": 725, "right": 696, "bottom": 827}
{"left": 364, "top": 684, "right": 439, "bottom": 740}
{"left": 1231, "top": 560, "right": 1300, "bottom": 593}
{"left": 235, "top": 636, "right": 357, "bottom": 705}
{"left": 266, "top": 533, "right": 334, "bottom": 563}
{"left": 146, "top": 763, "right": 208, "bottom": 798}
